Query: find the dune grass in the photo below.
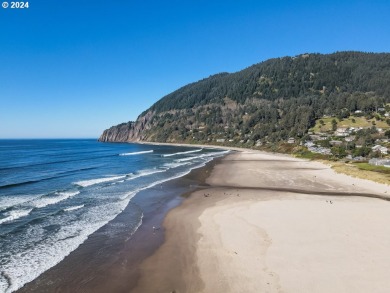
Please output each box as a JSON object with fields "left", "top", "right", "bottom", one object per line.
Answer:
{"left": 354, "top": 163, "right": 390, "bottom": 174}
{"left": 324, "top": 161, "right": 390, "bottom": 185}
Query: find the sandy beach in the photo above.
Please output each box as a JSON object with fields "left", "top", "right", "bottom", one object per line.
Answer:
{"left": 133, "top": 150, "right": 390, "bottom": 293}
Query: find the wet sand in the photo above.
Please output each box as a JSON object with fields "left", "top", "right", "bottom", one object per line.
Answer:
{"left": 16, "top": 159, "right": 219, "bottom": 293}
{"left": 133, "top": 151, "right": 390, "bottom": 293}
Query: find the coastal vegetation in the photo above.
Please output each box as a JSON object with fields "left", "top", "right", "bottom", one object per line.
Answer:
{"left": 326, "top": 161, "right": 390, "bottom": 185}
{"left": 100, "top": 51, "right": 390, "bottom": 181}
{"left": 311, "top": 116, "right": 390, "bottom": 133}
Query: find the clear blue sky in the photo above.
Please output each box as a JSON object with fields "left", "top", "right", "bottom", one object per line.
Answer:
{"left": 1, "top": 0, "right": 389, "bottom": 138}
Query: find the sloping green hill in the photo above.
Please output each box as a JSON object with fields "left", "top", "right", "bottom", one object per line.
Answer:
{"left": 99, "top": 52, "right": 390, "bottom": 145}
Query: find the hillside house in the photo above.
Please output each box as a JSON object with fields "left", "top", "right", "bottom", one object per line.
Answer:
{"left": 309, "top": 146, "right": 331, "bottom": 155}
{"left": 335, "top": 128, "right": 349, "bottom": 137}
{"left": 369, "top": 158, "right": 390, "bottom": 167}
{"left": 353, "top": 156, "right": 365, "bottom": 161}
{"left": 330, "top": 140, "right": 343, "bottom": 146}
{"left": 287, "top": 138, "right": 295, "bottom": 144}
{"left": 309, "top": 134, "right": 328, "bottom": 141}
{"left": 304, "top": 141, "right": 315, "bottom": 147}
{"left": 372, "top": 145, "right": 388, "bottom": 154}
{"left": 349, "top": 127, "right": 358, "bottom": 132}
{"left": 344, "top": 136, "right": 355, "bottom": 142}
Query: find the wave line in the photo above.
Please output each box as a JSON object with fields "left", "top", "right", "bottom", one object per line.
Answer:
{"left": 119, "top": 150, "right": 153, "bottom": 156}
{"left": 162, "top": 149, "right": 202, "bottom": 157}
{"left": 0, "top": 209, "right": 33, "bottom": 225}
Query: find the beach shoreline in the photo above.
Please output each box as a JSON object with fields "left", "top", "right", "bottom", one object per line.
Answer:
{"left": 132, "top": 150, "right": 390, "bottom": 293}
{"left": 139, "top": 140, "right": 390, "bottom": 186}
{"left": 15, "top": 155, "right": 221, "bottom": 293}
{"left": 14, "top": 143, "right": 390, "bottom": 293}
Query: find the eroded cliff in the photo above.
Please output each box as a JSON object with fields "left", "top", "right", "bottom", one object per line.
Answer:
{"left": 99, "top": 111, "right": 154, "bottom": 142}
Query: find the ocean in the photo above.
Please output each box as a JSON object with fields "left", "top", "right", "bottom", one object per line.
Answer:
{"left": 0, "top": 139, "right": 228, "bottom": 292}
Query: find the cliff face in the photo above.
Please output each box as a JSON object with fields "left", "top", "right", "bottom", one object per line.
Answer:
{"left": 98, "top": 111, "right": 154, "bottom": 142}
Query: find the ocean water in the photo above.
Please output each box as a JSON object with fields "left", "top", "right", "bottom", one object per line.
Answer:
{"left": 0, "top": 139, "right": 228, "bottom": 293}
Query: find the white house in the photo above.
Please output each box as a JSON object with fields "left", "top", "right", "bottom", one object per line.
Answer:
{"left": 330, "top": 140, "right": 343, "bottom": 146}
{"left": 335, "top": 128, "right": 349, "bottom": 137}
{"left": 287, "top": 137, "right": 295, "bottom": 144}
{"left": 372, "top": 145, "right": 388, "bottom": 154}
{"left": 344, "top": 136, "right": 355, "bottom": 142}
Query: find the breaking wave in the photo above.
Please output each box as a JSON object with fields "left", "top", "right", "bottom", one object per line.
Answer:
{"left": 74, "top": 176, "right": 126, "bottom": 187}
{"left": 162, "top": 149, "right": 202, "bottom": 157}
{"left": 31, "top": 191, "right": 80, "bottom": 208}
{"left": 0, "top": 208, "right": 33, "bottom": 225}
{"left": 119, "top": 150, "right": 153, "bottom": 156}
{"left": 63, "top": 204, "right": 85, "bottom": 212}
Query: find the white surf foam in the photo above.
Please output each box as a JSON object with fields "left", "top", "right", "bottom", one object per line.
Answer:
{"left": 162, "top": 149, "right": 202, "bottom": 157}
{"left": 163, "top": 162, "right": 191, "bottom": 169}
{"left": 0, "top": 208, "right": 33, "bottom": 225}
{"left": 63, "top": 204, "right": 84, "bottom": 212}
{"left": 119, "top": 189, "right": 141, "bottom": 201}
{"left": 74, "top": 175, "right": 126, "bottom": 187}
{"left": 126, "top": 168, "right": 166, "bottom": 181}
{"left": 120, "top": 169, "right": 195, "bottom": 201}
{"left": 0, "top": 195, "right": 41, "bottom": 212}
{"left": 175, "top": 150, "right": 230, "bottom": 162}
{"left": 175, "top": 156, "right": 202, "bottom": 162}
{"left": 120, "top": 162, "right": 212, "bottom": 201}
{"left": 124, "top": 151, "right": 227, "bottom": 198}
{"left": 125, "top": 213, "right": 143, "bottom": 242}
{"left": 0, "top": 192, "right": 137, "bottom": 293}
{"left": 0, "top": 150, "right": 227, "bottom": 292}
{"left": 119, "top": 150, "right": 153, "bottom": 156}
{"left": 31, "top": 191, "right": 80, "bottom": 208}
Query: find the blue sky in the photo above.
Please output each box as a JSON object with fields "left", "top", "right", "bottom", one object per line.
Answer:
{"left": 1, "top": 0, "right": 389, "bottom": 138}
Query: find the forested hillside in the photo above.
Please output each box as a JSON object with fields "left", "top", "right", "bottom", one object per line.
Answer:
{"left": 99, "top": 52, "right": 390, "bottom": 148}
